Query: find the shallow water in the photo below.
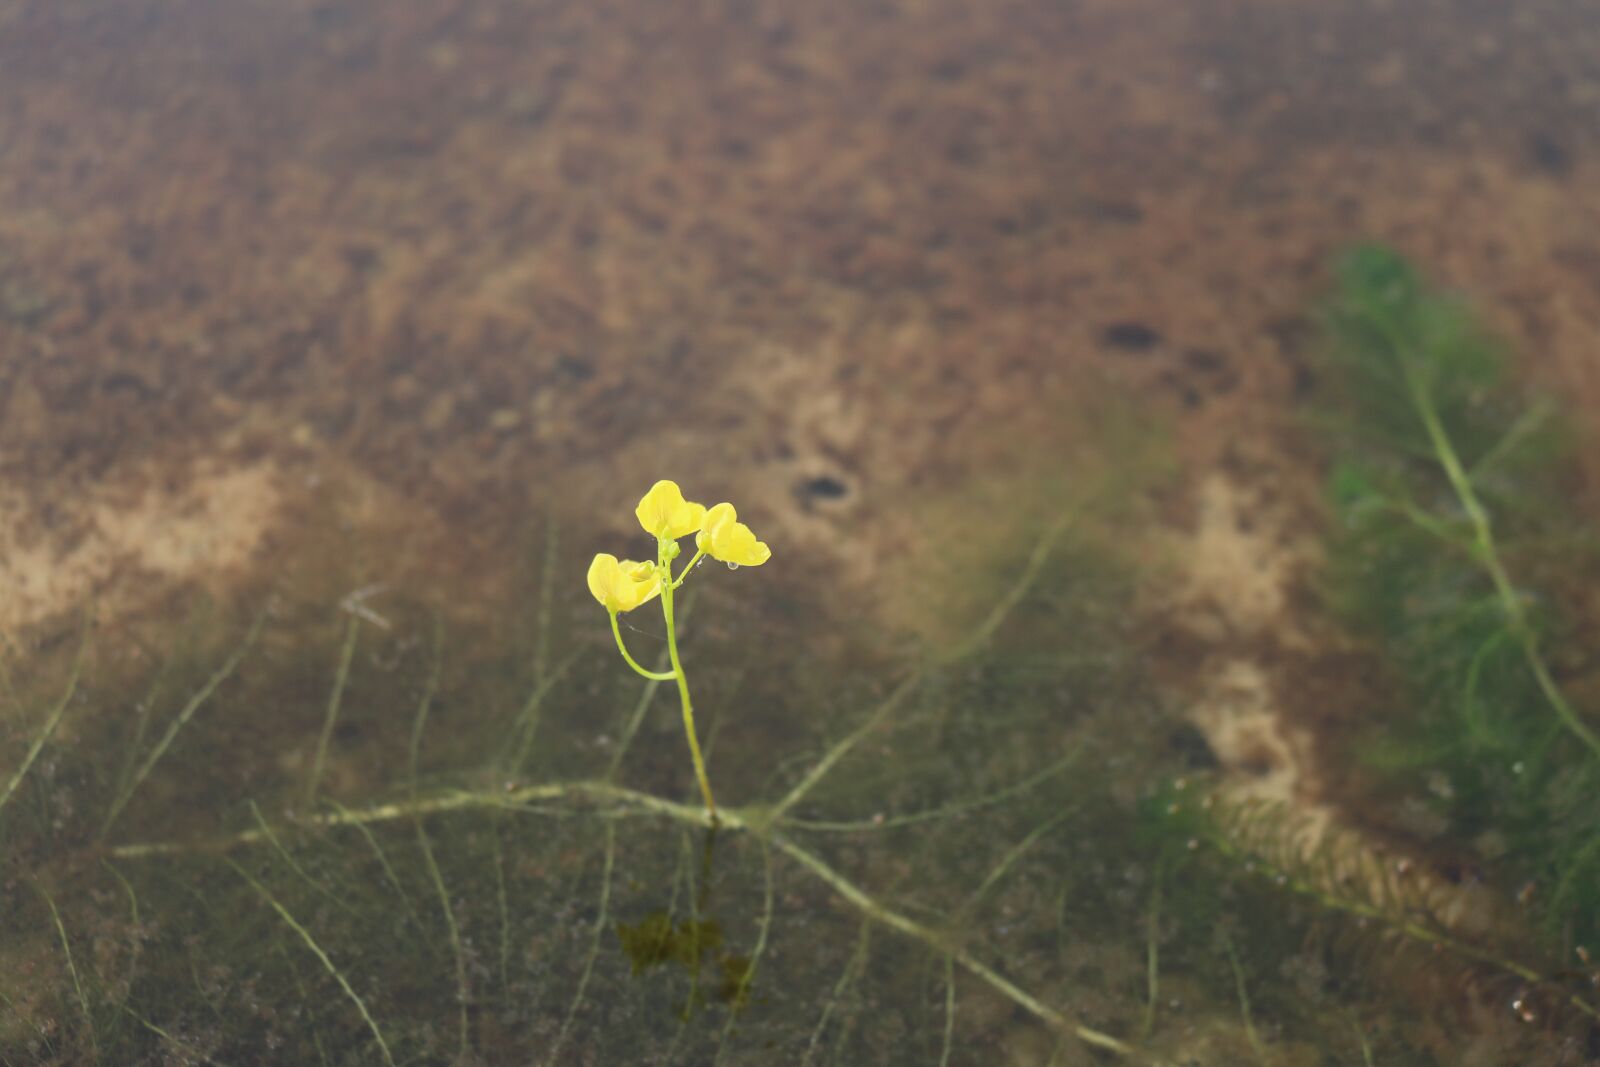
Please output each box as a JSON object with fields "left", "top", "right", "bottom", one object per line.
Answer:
{"left": 4, "top": 1, "right": 1600, "bottom": 1064}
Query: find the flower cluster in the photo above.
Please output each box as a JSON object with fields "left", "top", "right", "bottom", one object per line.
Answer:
{"left": 586, "top": 479, "right": 770, "bottom": 820}
{"left": 587, "top": 480, "right": 770, "bottom": 614}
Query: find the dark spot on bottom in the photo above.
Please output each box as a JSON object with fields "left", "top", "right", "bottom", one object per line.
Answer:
{"left": 1526, "top": 132, "right": 1572, "bottom": 176}
{"left": 799, "top": 475, "right": 849, "bottom": 501}
{"left": 1168, "top": 723, "right": 1219, "bottom": 770}
{"left": 1100, "top": 322, "right": 1162, "bottom": 352}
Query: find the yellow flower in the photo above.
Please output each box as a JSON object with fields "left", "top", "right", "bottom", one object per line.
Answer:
{"left": 696, "top": 502, "right": 771, "bottom": 567}
{"left": 587, "top": 553, "right": 662, "bottom": 613}
{"left": 635, "top": 480, "right": 707, "bottom": 541}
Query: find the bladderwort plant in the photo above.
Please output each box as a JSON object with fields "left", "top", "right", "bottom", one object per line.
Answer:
{"left": 587, "top": 479, "right": 771, "bottom": 822}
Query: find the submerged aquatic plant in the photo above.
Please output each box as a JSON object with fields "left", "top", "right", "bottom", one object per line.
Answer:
{"left": 10, "top": 412, "right": 1461, "bottom": 1063}
{"left": 588, "top": 479, "right": 771, "bottom": 820}
{"left": 74, "top": 509, "right": 1183, "bottom": 1066}
{"left": 1318, "top": 244, "right": 1600, "bottom": 952}
{"left": 1132, "top": 249, "right": 1600, "bottom": 1051}
{"left": 1143, "top": 776, "right": 1600, "bottom": 1026}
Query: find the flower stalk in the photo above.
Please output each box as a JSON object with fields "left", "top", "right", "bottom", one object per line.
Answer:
{"left": 589, "top": 480, "right": 771, "bottom": 822}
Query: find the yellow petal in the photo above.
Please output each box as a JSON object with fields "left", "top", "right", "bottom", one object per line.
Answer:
{"left": 635, "top": 480, "right": 708, "bottom": 540}
{"left": 621, "top": 559, "right": 657, "bottom": 582}
{"left": 696, "top": 502, "right": 737, "bottom": 552}
{"left": 699, "top": 502, "right": 771, "bottom": 567}
{"left": 615, "top": 559, "right": 663, "bottom": 612}
{"left": 588, "top": 554, "right": 662, "bottom": 612}
{"left": 587, "top": 553, "right": 624, "bottom": 611}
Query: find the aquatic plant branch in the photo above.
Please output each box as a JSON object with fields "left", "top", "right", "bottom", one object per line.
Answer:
{"left": 1348, "top": 1015, "right": 1376, "bottom": 1067}
{"left": 959, "top": 806, "right": 1078, "bottom": 924}
{"left": 490, "top": 816, "right": 512, "bottom": 1000}
{"left": 1223, "top": 931, "right": 1266, "bottom": 1064}
{"left": 1197, "top": 794, "right": 1600, "bottom": 1021}
{"left": 715, "top": 840, "right": 775, "bottom": 1066}
{"left": 1390, "top": 329, "right": 1600, "bottom": 762}
{"left": 1466, "top": 399, "right": 1555, "bottom": 482}
{"left": 533, "top": 516, "right": 559, "bottom": 686}
{"left": 0, "top": 629, "right": 19, "bottom": 710}
{"left": 408, "top": 616, "right": 443, "bottom": 794}
{"left": 120, "top": 1004, "right": 235, "bottom": 1067}
{"left": 771, "top": 514, "right": 1078, "bottom": 824}
{"left": 38, "top": 882, "right": 99, "bottom": 1062}
{"left": 416, "top": 819, "right": 471, "bottom": 1062}
{"left": 248, "top": 801, "right": 357, "bottom": 917}
{"left": 226, "top": 858, "right": 396, "bottom": 1067}
{"left": 767, "top": 830, "right": 1166, "bottom": 1064}
{"left": 662, "top": 828, "right": 703, "bottom": 1063}
{"left": 1141, "top": 859, "right": 1162, "bottom": 1039}
{"left": 781, "top": 749, "right": 1082, "bottom": 833}
{"left": 803, "top": 917, "right": 871, "bottom": 1067}
{"left": 0, "top": 620, "right": 88, "bottom": 821}
{"left": 507, "top": 647, "right": 585, "bottom": 776}
{"left": 99, "top": 859, "right": 146, "bottom": 1013}
{"left": 327, "top": 799, "right": 428, "bottom": 942}
{"left": 276, "top": 943, "right": 334, "bottom": 1067}
{"left": 507, "top": 524, "right": 577, "bottom": 774}
{"left": 767, "top": 671, "right": 922, "bottom": 823}
{"left": 1366, "top": 494, "right": 1471, "bottom": 552}
{"left": 939, "top": 509, "right": 1078, "bottom": 664}
{"left": 102, "top": 607, "right": 267, "bottom": 837}
{"left": 410, "top": 648, "right": 459, "bottom": 1020}
{"left": 111, "top": 663, "right": 169, "bottom": 824}
{"left": 101, "top": 859, "right": 141, "bottom": 929}
{"left": 406, "top": 646, "right": 457, "bottom": 1017}
{"left": 108, "top": 781, "right": 703, "bottom": 858}
{"left": 545, "top": 822, "right": 616, "bottom": 1067}
{"left": 305, "top": 615, "right": 360, "bottom": 810}
{"left": 936, "top": 953, "right": 957, "bottom": 1067}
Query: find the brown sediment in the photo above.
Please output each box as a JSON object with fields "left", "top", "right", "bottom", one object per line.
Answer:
{"left": 0, "top": 459, "right": 283, "bottom": 636}
{"left": 3, "top": 0, "right": 1599, "bottom": 606}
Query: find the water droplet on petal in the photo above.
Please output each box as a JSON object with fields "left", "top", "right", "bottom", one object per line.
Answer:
{"left": 726, "top": 562, "right": 739, "bottom": 570}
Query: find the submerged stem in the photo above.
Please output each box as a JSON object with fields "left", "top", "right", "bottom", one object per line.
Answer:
{"left": 1223, "top": 932, "right": 1266, "bottom": 1064}
{"left": 227, "top": 859, "right": 396, "bottom": 1067}
{"left": 0, "top": 618, "right": 89, "bottom": 821}
{"left": 546, "top": 822, "right": 615, "bottom": 1067}
{"left": 38, "top": 882, "right": 98, "bottom": 1061}
{"left": 305, "top": 616, "right": 360, "bottom": 810}
{"left": 103, "top": 607, "right": 266, "bottom": 838}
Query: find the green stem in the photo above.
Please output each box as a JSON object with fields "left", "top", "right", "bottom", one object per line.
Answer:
{"left": 672, "top": 546, "right": 707, "bottom": 589}
{"left": 0, "top": 620, "right": 89, "bottom": 820}
{"left": 1395, "top": 348, "right": 1600, "bottom": 762}
{"left": 660, "top": 539, "right": 717, "bottom": 821}
{"left": 610, "top": 612, "right": 676, "bottom": 682}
